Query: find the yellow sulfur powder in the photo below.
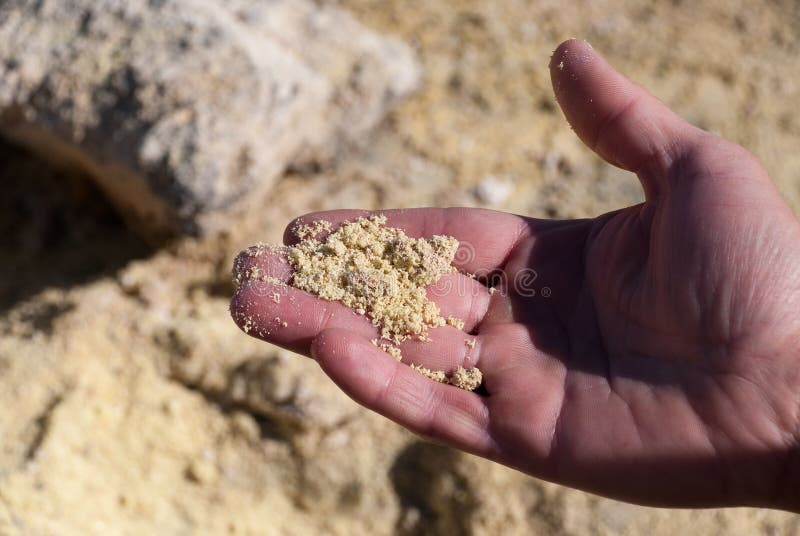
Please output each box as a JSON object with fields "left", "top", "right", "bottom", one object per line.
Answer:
{"left": 242, "top": 215, "right": 484, "bottom": 391}
{"left": 287, "top": 215, "right": 458, "bottom": 343}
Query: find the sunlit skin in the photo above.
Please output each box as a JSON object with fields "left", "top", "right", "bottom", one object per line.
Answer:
{"left": 231, "top": 39, "right": 799, "bottom": 510}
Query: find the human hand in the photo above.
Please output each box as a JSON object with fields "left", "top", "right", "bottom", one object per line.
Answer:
{"left": 231, "top": 39, "right": 800, "bottom": 510}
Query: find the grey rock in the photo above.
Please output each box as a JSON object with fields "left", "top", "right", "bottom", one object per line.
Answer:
{"left": 0, "top": 0, "right": 419, "bottom": 241}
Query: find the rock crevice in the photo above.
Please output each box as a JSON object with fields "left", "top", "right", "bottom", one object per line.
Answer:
{"left": 0, "top": 0, "right": 420, "bottom": 241}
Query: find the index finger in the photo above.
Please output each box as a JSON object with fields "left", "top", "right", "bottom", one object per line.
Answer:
{"left": 283, "top": 208, "right": 531, "bottom": 274}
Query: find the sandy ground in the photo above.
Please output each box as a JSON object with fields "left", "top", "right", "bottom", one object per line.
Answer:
{"left": 2, "top": 0, "right": 800, "bottom": 534}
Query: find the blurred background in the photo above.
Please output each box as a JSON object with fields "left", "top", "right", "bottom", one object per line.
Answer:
{"left": 1, "top": 0, "right": 799, "bottom": 534}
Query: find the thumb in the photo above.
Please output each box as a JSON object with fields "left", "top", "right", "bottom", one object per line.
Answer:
{"left": 549, "top": 39, "right": 704, "bottom": 198}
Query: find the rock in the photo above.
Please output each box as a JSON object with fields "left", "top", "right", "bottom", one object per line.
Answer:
{"left": 474, "top": 174, "right": 514, "bottom": 206}
{"left": 0, "top": 0, "right": 420, "bottom": 242}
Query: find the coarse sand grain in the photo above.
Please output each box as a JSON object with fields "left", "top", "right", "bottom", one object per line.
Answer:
{"left": 449, "top": 366, "right": 483, "bottom": 391}
{"left": 371, "top": 339, "right": 403, "bottom": 361}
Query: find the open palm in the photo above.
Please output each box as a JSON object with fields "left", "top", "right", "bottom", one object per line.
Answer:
{"left": 231, "top": 40, "right": 800, "bottom": 510}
